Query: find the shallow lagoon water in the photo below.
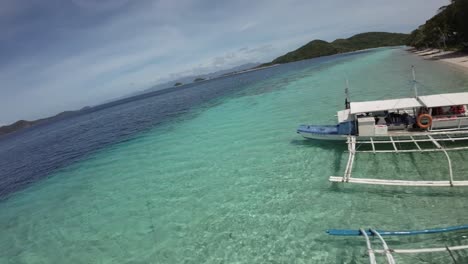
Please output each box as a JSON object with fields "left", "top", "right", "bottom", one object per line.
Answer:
{"left": 2, "top": 48, "right": 468, "bottom": 263}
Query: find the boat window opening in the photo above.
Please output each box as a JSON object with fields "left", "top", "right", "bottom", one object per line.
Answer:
{"left": 365, "top": 110, "right": 414, "bottom": 129}
{"left": 431, "top": 105, "right": 467, "bottom": 119}
{"left": 298, "top": 85, "right": 468, "bottom": 140}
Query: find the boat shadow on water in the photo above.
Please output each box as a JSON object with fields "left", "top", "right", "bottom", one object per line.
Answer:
{"left": 318, "top": 231, "right": 468, "bottom": 263}
{"left": 289, "top": 138, "right": 345, "bottom": 149}
{"left": 329, "top": 181, "right": 468, "bottom": 198}
{"left": 290, "top": 138, "right": 347, "bottom": 177}
{"left": 291, "top": 139, "right": 468, "bottom": 198}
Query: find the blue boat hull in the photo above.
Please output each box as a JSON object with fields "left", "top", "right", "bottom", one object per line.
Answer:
{"left": 296, "top": 125, "right": 348, "bottom": 141}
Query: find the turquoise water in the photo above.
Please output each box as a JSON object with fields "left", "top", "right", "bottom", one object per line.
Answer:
{"left": 3, "top": 48, "right": 468, "bottom": 263}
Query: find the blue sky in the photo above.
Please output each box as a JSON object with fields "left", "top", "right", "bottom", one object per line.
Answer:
{"left": 0, "top": 0, "right": 448, "bottom": 124}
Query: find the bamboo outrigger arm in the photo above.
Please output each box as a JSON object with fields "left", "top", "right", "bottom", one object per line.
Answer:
{"left": 330, "top": 132, "right": 468, "bottom": 187}
{"left": 328, "top": 225, "right": 468, "bottom": 263}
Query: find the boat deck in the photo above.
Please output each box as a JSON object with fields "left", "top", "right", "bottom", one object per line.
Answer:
{"left": 364, "top": 128, "right": 468, "bottom": 139}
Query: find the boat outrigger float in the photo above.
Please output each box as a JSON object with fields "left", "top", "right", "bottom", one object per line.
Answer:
{"left": 297, "top": 67, "right": 468, "bottom": 187}
{"left": 327, "top": 225, "right": 468, "bottom": 264}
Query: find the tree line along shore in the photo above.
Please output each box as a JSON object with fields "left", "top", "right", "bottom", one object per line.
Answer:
{"left": 407, "top": 0, "right": 467, "bottom": 51}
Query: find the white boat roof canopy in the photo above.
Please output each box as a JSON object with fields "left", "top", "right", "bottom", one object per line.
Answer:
{"left": 417, "top": 92, "right": 468, "bottom": 108}
{"left": 350, "top": 98, "right": 422, "bottom": 114}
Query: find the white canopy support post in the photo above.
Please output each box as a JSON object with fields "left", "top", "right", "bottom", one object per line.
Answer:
{"left": 370, "top": 229, "right": 396, "bottom": 264}
{"left": 360, "top": 228, "right": 377, "bottom": 264}
{"left": 428, "top": 135, "right": 454, "bottom": 186}
{"left": 345, "top": 79, "right": 350, "bottom": 108}
{"left": 412, "top": 66, "right": 418, "bottom": 98}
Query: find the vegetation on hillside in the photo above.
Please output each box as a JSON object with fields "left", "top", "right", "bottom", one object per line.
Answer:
{"left": 193, "top": 77, "right": 206, "bottom": 82}
{"left": 331, "top": 32, "right": 409, "bottom": 52}
{"left": 272, "top": 40, "right": 338, "bottom": 64}
{"left": 0, "top": 110, "right": 79, "bottom": 136}
{"left": 261, "top": 32, "right": 409, "bottom": 66}
{"left": 407, "top": 0, "right": 468, "bottom": 50}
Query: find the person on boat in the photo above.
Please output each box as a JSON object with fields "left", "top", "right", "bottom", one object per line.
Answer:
{"left": 383, "top": 111, "right": 391, "bottom": 125}
{"left": 450, "top": 105, "right": 465, "bottom": 115}
{"left": 401, "top": 113, "right": 410, "bottom": 127}
{"left": 345, "top": 98, "right": 350, "bottom": 109}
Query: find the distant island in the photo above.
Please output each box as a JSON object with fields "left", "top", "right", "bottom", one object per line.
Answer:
{"left": 1, "top": 32, "right": 414, "bottom": 136}
{"left": 194, "top": 77, "right": 206, "bottom": 82}
{"left": 0, "top": 109, "right": 85, "bottom": 137}
{"left": 0, "top": 63, "right": 262, "bottom": 137}
{"left": 258, "top": 32, "right": 409, "bottom": 67}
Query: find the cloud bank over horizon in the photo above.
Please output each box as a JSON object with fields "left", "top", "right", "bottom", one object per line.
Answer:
{"left": 0, "top": 0, "right": 448, "bottom": 124}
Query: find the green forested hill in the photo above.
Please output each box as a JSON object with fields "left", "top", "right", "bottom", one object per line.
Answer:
{"left": 263, "top": 32, "right": 409, "bottom": 66}
{"left": 407, "top": 0, "right": 468, "bottom": 50}
{"left": 272, "top": 40, "right": 338, "bottom": 64}
{"left": 331, "top": 32, "right": 409, "bottom": 52}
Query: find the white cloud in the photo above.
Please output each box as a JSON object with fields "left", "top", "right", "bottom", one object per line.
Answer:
{"left": 239, "top": 22, "right": 257, "bottom": 32}
{"left": 71, "top": 0, "right": 130, "bottom": 12}
{"left": 0, "top": 0, "right": 449, "bottom": 124}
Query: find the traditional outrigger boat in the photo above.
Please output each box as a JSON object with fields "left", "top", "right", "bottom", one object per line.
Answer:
{"left": 315, "top": 69, "right": 468, "bottom": 262}
{"left": 297, "top": 82, "right": 468, "bottom": 141}
{"left": 327, "top": 225, "right": 468, "bottom": 264}
{"left": 298, "top": 68, "right": 468, "bottom": 187}
{"left": 297, "top": 91, "right": 468, "bottom": 140}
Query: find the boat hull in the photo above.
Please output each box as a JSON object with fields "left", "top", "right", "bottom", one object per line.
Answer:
{"left": 297, "top": 124, "right": 468, "bottom": 141}
{"left": 297, "top": 130, "right": 348, "bottom": 141}
{"left": 297, "top": 124, "right": 348, "bottom": 141}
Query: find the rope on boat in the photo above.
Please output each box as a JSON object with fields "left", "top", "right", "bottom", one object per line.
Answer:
{"left": 446, "top": 245, "right": 458, "bottom": 264}
{"left": 327, "top": 224, "right": 468, "bottom": 236}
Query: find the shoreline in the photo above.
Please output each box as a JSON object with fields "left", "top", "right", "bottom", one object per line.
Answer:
{"left": 408, "top": 48, "right": 468, "bottom": 74}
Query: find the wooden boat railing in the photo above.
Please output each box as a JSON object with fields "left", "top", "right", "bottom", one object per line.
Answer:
{"left": 430, "top": 116, "right": 468, "bottom": 132}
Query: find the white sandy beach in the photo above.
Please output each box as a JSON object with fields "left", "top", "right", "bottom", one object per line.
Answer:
{"left": 412, "top": 48, "right": 468, "bottom": 73}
